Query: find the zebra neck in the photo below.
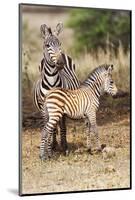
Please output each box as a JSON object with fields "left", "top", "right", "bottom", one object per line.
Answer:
{"left": 40, "top": 59, "right": 62, "bottom": 88}
{"left": 42, "top": 56, "right": 58, "bottom": 75}
{"left": 82, "top": 78, "right": 103, "bottom": 100}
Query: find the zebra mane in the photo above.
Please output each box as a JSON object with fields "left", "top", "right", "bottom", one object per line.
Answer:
{"left": 87, "top": 64, "right": 113, "bottom": 79}
{"left": 82, "top": 64, "right": 113, "bottom": 87}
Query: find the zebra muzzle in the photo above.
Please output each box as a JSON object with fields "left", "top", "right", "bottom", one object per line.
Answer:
{"left": 56, "top": 54, "right": 65, "bottom": 70}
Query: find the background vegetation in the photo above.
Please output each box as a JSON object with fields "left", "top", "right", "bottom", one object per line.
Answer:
{"left": 67, "top": 9, "right": 130, "bottom": 53}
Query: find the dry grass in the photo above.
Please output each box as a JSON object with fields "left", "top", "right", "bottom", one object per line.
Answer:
{"left": 74, "top": 44, "right": 130, "bottom": 91}
{"left": 21, "top": 114, "right": 130, "bottom": 194}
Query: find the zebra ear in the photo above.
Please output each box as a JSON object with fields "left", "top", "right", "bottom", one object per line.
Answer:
{"left": 107, "top": 64, "right": 113, "bottom": 74}
{"left": 54, "top": 22, "right": 63, "bottom": 36}
{"left": 40, "top": 24, "right": 52, "bottom": 39}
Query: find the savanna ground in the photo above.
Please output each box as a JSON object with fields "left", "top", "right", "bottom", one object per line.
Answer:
{"left": 22, "top": 116, "right": 130, "bottom": 194}
{"left": 20, "top": 5, "right": 131, "bottom": 194}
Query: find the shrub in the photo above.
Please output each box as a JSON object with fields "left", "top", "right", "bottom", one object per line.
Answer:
{"left": 67, "top": 8, "right": 130, "bottom": 54}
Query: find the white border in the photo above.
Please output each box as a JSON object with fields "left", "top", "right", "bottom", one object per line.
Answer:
{"left": 0, "top": 0, "right": 134, "bottom": 199}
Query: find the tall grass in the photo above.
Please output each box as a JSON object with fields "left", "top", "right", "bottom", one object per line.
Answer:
{"left": 73, "top": 44, "right": 130, "bottom": 92}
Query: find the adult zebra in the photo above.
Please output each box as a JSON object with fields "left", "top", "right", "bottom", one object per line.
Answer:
{"left": 33, "top": 23, "right": 80, "bottom": 151}
{"left": 39, "top": 64, "right": 118, "bottom": 160}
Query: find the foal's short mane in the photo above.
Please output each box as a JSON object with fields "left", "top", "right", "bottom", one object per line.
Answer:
{"left": 87, "top": 64, "right": 113, "bottom": 79}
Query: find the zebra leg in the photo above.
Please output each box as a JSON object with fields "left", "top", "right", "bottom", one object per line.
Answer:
{"left": 90, "top": 124, "right": 101, "bottom": 152}
{"left": 40, "top": 107, "right": 49, "bottom": 160}
{"left": 40, "top": 123, "right": 55, "bottom": 160}
{"left": 47, "top": 126, "right": 54, "bottom": 159}
{"left": 46, "top": 117, "right": 61, "bottom": 159}
{"left": 52, "top": 127, "right": 59, "bottom": 151}
{"left": 41, "top": 107, "right": 58, "bottom": 151}
{"left": 90, "top": 124, "right": 102, "bottom": 152}
{"left": 87, "top": 112, "right": 101, "bottom": 152}
{"left": 85, "top": 118, "right": 92, "bottom": 154}
{"left": 39, "top": 126, "right": 48, "bottom": 160}
{"left": 59, "top": 115, "right": 68, "bottom": 155}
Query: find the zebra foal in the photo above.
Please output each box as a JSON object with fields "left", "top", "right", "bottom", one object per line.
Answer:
{"left": 33, "top": 23, "right": 80, "bottom": 151}
{"left": 40, "top": 64, "right": 118, "bottom": 160}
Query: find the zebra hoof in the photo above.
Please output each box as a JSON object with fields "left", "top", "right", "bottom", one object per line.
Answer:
{"left": 87, "top": 148, "right": 93, "bottom": 155}
{"left": 65, "top": 149, "right": 69, "bottom": 156}
{"left": 95, "top": 144, "right": 106, "bottom": 153}
{"left": 101, "top": 144, "right": 106, "bottom": 150}
{"left": 39, "top": 154, "right": 47, "bottom": 161}
{"left": 63, "top": 149, "right": 69, "bottom": 156}
{"left": 96, "top": 144, "right": 106, "bottom": 152}
{"left": 52, "top": 141, "right": 59, "bottom": 151}
{"left": 95, "top": 146, "right": 103, "bottom": 153}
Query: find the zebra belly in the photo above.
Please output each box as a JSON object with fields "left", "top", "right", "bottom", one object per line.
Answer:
{"left": 64, "top": 108, "right": 86, "bottom": 119}
{"left": 66, "top": 113, "right": 86, "bottom": 120}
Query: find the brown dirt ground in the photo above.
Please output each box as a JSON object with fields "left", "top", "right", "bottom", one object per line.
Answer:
{"left": 21, "top": 114, "right": 130, "bottom": 195}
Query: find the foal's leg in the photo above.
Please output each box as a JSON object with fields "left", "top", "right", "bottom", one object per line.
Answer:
{"left": 47, "top": 116, "right": 62, "bottom": 159}
{"left": 40, "top": 108, "right": 49, "bottom": 160}
{"left": 39, "top": 126, "right": 48, "bottom": 160}
{"left": 87, "top": 111, "right": 101, "bottom": 152}
{"left": 41, "top": 101, "right": 58, "bottom": 151}
{"left": 85, "top": 118, "right": 92, "bottom": 154}
{"left": 40, "top": 122, "right": 56, "bottom": 160}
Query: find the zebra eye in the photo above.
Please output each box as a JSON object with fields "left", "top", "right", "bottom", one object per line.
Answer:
{"left": 45, "top": 44, "right": 50, "bottom": 48}
{"left": 110, "top": 80, "right": 114, "bottom": 84}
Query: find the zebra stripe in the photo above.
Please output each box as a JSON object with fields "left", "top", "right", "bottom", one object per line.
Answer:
{"left": 34, "top": 55, "right": 80, "bottom": 111}
{"left": 40, "top": 64, "right": 118, "bottom": 160}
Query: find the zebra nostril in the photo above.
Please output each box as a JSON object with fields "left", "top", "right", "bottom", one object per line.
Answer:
{"left": 110, "top": 80, "right": 114, "bottom": 84}
{"left": 56, "top": 54, "right": 65, "bottom": 66}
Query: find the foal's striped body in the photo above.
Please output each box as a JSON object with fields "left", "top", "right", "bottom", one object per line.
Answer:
{"left": 40, "top": 64, "right": 118, "bottom": 160}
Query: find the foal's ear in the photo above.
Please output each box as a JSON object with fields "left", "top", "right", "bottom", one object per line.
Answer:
{"left": 54, "top": 22, "right": 63, "bottom": 36}
{"left": 107, "top": 64, "right": 113, "bottom": 74}
{"left": 40, "top": 24, "right": 52, "bottom": 39}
